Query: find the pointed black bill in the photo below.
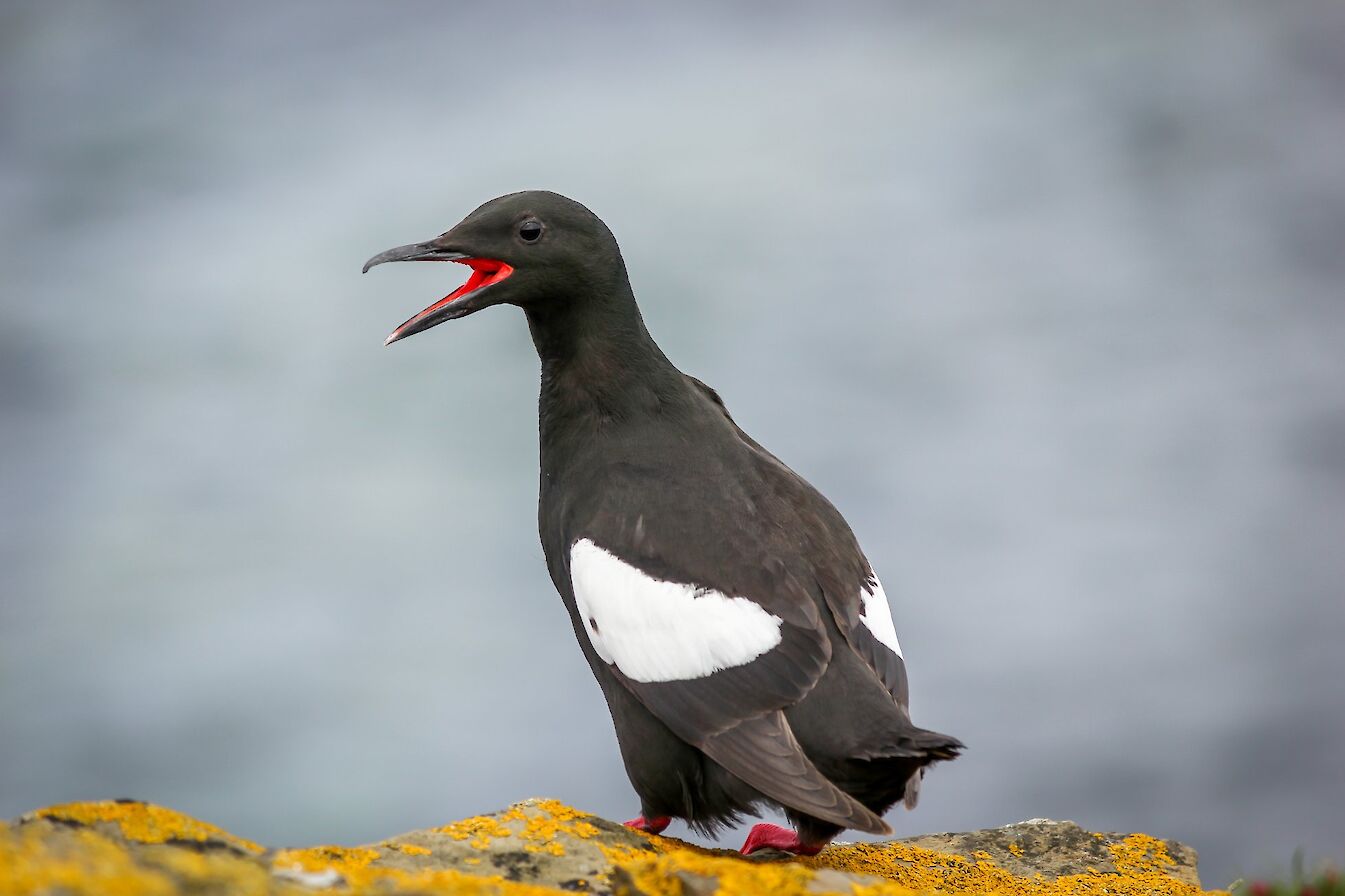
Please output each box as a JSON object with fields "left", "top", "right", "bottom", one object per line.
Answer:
{"left": 362, "top": 241, "right": 468, "bottom": 273}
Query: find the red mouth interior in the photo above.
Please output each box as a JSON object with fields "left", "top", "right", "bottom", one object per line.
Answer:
{"left": 395, "top": 258, "right": 514, "bottom": 333}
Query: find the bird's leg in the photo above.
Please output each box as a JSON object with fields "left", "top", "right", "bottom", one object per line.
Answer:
{"left": 623, "top": 814, "right": 671, "bottom": 835}
{"left": 739, "top": 823, "right": 829, "bottom": 856}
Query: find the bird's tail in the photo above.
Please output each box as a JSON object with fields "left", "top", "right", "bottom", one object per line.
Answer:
{"left": 861, "top": 725, "right": 964, "bottom": 763}
{"left": 877, "top": 725, "right": 963, "bottom": 810}
{"left": 905, "top": 727, "right": 964, "bottom": 762}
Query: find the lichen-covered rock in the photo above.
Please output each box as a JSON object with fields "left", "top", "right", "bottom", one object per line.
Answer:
{"left": 896, "top": 819, "right": 1203, "bottom": 887}
{"left": 274, "top": 798, "right": 661, "bottom": 893}
{"left": 0, "top": 798, "right": 1223, "bottom": 896}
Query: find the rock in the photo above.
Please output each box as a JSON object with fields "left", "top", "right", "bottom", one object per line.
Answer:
{"left": 0, "top": 798, "right": 1223, "bottom": 896}
{"left": 897, "top": 818, "right": 1203, "bottom": 887}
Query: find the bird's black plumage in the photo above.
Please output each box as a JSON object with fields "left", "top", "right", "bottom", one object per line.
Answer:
{"left": 364, "top": 190, "right": 962, "bottom": 853}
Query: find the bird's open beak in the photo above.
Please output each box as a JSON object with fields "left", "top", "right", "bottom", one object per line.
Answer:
{"left": 362, "top": 239, "right": 514, "bottom": 345}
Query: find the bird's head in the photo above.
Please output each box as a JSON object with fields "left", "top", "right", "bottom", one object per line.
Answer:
{"left": 363, "top": 190, "right": 624, "bottom": 345}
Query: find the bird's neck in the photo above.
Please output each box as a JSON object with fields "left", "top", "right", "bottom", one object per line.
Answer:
{"left": 527, "top": 283, "right": 689, "bottom": 443}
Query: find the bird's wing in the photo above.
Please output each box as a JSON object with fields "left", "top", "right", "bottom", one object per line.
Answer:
{"left": 685, "top": 374, "right": 913, "bottom": 712}
{"left": 823, "top": 568, "right": 912, "bottom": 712}
{"left": 566, "top": 535, "right": 887, "bottom": 834}
{"left": 700, "top": 711, "right": 889, "bottom": 834}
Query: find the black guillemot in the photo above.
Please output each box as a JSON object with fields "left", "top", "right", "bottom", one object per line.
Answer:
{"left": 363, "top": 190, "right": 963, "bottom": 855}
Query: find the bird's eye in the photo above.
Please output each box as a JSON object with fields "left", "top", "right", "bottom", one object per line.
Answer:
{"left": 519, "top": 220, "right": 543, "bottom": 242}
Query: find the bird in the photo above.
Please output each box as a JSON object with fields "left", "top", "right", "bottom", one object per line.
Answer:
{"left": 362, "top": 190, "right": 962, "bottom": 856}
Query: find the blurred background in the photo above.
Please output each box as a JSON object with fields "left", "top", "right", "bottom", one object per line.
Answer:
{"left": 2, "top": 1, "right": 1343, "bottom": 887}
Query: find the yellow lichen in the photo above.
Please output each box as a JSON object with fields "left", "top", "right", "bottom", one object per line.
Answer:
{"left": 431, "top": 799, "right": 602, "bottom": 856}
{"left": 433, "top": 813, "right": 514, "bottom": 849}
{"left": 794, "top": 835, "right": 1222, "bottom": 896}
{"left": 596, "top": 827, "right": 708, "bottom": 869}
{"left": 138, "top": 843, "right": 280, "bottom": 894}
{"left": 803, "top": 839, "right": 971, "bottom": 882}
{"left": 1110, "top": 834, "right": 1176, "bottom": 873}
{"left": 383, "top": 842, "right": 432, "bottom": 856}
{"left": 273, "top": 844, "right": 381, "bottom": 876}
{"left": 0, "top": 823, "right": 177, "bottom": 896}
{"left": 507, "top": 799, "right": 601, "bottom": 853}
{"left": 272, "top": 844, "right": 578, "bottom": 895}
{"left": 625, "top": 849, "right": 836, "bottom": 896}
{"left": 363, "top": 868, "right": 592, "bottom": 896}
{"left": 597, "top": 841, "right": 662, "bottom": 869}
{"left": 35, "top": 801, "right": 263, "bottom": 853}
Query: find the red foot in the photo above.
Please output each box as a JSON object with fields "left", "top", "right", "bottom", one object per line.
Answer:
{"left": 623, "top": 814, "right": 671, "bottom": 835}
{"left": 739, "top": 823, "right": 824, "bottom": 856}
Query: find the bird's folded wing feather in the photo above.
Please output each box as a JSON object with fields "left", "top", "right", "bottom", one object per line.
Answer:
{"left": 700, "top": 711, "right": 889, "bottom": 834}
{"left": 568, "top": 536, "right": 885, "bottom": 828}
{"left": 569, "top": 536, "right": 828, "bottom": 738}
{"left": 821, "top": 571, "right": 912, "bottom": 712}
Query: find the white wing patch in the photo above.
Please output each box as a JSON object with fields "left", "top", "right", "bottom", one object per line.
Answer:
{"left": 859, "top": 575, "right": 903, "bottom": 658}
{"left": 569, "top": 538, "right": 784, "bottom": 684}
